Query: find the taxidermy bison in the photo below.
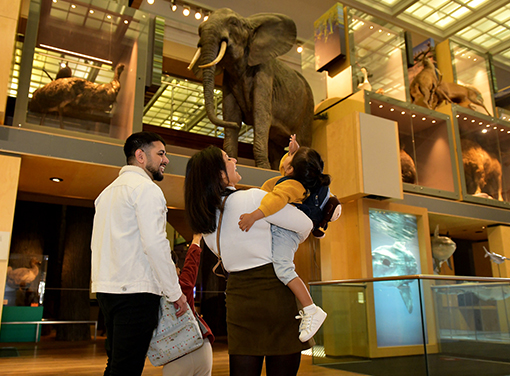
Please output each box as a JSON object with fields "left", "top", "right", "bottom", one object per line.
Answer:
{"left": 29, "top": 64, "right": 125, "bottom": 128}
{"left": 462, "top": 138, "right": 502, "bottom": 200}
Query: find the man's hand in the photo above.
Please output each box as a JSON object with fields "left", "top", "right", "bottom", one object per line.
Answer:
{"left": 239, "top": 209, "right": 265, "bottom": 232}
{"left": 173, "top": 294, "right": 188, "bottom": 317}
{"left": 288, "top": 134, "right": 300, "bottom": 156}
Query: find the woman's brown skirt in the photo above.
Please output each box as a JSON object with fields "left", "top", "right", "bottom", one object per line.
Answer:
{"left": 225, "top": 263, "right": 311, "bottom": 356}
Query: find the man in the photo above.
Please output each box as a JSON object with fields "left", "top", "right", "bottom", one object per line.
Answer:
{"left": 91, "top": 131, "right": 186, "bottom": 376}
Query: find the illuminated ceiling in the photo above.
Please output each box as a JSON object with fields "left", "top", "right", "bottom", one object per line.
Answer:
{"left": 338, "top": 0, "right": 510, "bottom": 69}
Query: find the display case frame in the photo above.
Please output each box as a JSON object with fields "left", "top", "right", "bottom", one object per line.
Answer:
{"left": 12, "top": 0, "right": 150, "bottom": 142}
{"left": 450, "top": 105, "right": 510, "bottom": 209}
{"left": 346, "top": 7, "right": 410, "bottom": 102}
{"left": 364, "top": 91, "right": 460, "bottom": 200}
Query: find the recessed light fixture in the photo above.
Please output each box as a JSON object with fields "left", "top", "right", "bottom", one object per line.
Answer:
{"left": 50, "top": 177, "right": 63, "bottom": 183}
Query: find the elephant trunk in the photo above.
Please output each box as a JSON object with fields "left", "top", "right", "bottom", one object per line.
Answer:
{"left": 201, "top": 46, "right": 238, "bottom": 130}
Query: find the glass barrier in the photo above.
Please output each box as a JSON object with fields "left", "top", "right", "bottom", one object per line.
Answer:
{"left": 310, "top": 275, "right": 510, "bottom": 376}
{"left": 366, "top": 92, "right": 459, "bottom": 199}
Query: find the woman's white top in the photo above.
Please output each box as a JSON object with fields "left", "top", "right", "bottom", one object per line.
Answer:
{"left": 203, "top": 188, "right": 312, "bottom": 272}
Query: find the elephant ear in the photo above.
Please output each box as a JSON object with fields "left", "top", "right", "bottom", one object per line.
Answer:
{"left": 247, "top": 13, "right": 297, "bottom": 67}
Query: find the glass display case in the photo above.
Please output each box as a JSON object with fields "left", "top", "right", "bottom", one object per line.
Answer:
{"left": 453, "top": 107, "right": 510, "bottom": 208}
{"left": 366, "top": 91, "right": 459, "bottom": 199}
{"left": 451, "top": 42, "right": 495, "bottom": 117}
{"left": 3, "top": 254, "right": 48, "bottom": 307}
{"left": 310, "top": 276, "right": 510, "bottom": 376}
{"left": 347, "top": 8, "right": 408, "bottom": 102}
{"left": 12, "top": 0, "right": 150, "bottom": 141}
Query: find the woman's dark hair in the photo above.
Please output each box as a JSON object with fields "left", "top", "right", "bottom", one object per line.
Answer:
{"left": 185, "top": 146, "right": 228, "bottom": 234}
{"left": 124, "top": 131, "right": 166, "bottom": 164}
{"left": 290, "top": 147, "right": 331, "bottom": 193}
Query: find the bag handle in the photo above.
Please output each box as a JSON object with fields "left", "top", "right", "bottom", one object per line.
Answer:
{"left": 212, "top": 195, "right": 228, "bottom": 278}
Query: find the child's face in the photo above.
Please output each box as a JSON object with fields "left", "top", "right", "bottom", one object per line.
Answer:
{"left": 282, "top": 153, "right": 294, "bottom": 176}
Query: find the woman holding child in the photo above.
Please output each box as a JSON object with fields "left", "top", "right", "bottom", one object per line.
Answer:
{"left": 184, "top": 145, "right": 313, "bottom": 376}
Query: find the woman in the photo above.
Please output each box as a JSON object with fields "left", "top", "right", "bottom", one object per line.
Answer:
{"left": 162, "top": 234, "right": 214, "bottom": 376}
{"left": 185, "top": 146, "right": 313, "bottom": 376}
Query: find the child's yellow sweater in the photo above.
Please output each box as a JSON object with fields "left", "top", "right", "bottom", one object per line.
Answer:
{"left": 258, "top": 154, "right": 307, "bottom": 217}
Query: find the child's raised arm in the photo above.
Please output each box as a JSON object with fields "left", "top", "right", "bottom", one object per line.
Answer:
{"left": 288, "top": 134, "right": 300, "bottom": 155}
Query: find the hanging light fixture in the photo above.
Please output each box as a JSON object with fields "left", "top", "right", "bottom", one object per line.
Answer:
{"left": 183, "top": 5, "right": 190, "bottom": 16}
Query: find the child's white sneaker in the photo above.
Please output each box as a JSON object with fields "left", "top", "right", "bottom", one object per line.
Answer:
{"left": 295, "top": 306, "right": 327, "bottom": 342}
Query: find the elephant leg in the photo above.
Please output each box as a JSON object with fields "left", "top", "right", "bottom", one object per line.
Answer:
{"left": 222, "top": 90, "right": 242, "bottom": 159}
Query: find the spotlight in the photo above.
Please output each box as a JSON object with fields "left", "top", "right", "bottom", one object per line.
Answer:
{"left": 147, "top": 0, "right": 154, "bottom": 4}
{"left": 195, "top": 9, "right": 202, "bottom": 20}
{"left": 204, "top": 12, "right": 209, "bottom": 21}
{"left": 50, "top": 177, "right": 63, "bottom": 183}
{"left": 296, "top": 45, "right": 303, "bottom": 53}
{"left": 183, "top": 5, "right": 190, "bottom": 16}
{"left": 171, "top": 0, "right": 176, "bottom": 11}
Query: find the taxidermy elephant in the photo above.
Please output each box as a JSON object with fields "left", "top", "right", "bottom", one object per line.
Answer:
{"left": 188, "top": 8, "right": 314, "bottom": 169}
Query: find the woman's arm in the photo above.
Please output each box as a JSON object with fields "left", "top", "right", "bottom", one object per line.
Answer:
{"left": 264, "top": 204, "right": 312, "bottom": 243}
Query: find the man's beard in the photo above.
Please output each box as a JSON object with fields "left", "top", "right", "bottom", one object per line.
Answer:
{"left": 147, "top": 164, "right": 164, "bottom": 181}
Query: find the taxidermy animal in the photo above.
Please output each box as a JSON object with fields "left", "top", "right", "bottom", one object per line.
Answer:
{"left": 484, "top": 246, "right": 508, "bottom": 264}
{"left": 433, "top": 82, "right": 491, "bottom": 115}
{"left": 431, "top": 225, "right": 456, "bottom": 274}
{"left": 357, "top": 67, "right": 372, "bottom": 91}
{"left": 6, "top": 257, "right": 41, "bottom": 288}
{"left": 29, "top": 64, "right": 124, "bottom": 128}
{"left": 409, "top": 54, "right": 444, "bottom": 110}
{"left": 400, "top": 148, "right": 417, "bottom": 184}
{"left": 461, "top": 138, "right": 503, "bottom": 201}
{"left": 372, "top": 241, "right": 418, "bottom": 313}
{"left": 188, "top": 8, "right": 314, "bottom": 169}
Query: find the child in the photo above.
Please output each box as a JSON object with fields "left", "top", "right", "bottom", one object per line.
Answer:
{"left": 238, "top": 135, "right": 341, "bottom": 342}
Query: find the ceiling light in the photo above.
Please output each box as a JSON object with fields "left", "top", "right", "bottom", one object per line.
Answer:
{"left": 296, "top": 45, "right": 303, "bottom": 53}
{"left": 170, "top": 0, "right": 177, "bottom": 11}
{"left": 89, "top": 9, "right": 94, "bottom": 14}
{"left": 39, "top": 44, "right": 112, "bottom": 64}
{"left": 204, "top": 12, "right": 209, "bottom": 21}
{"left": 195, "top": 9, "right": 202, "bottom": 20}
{"left": 147, "top": 0, "right": 154, "bottom": 4}
{"left": 71, "top": 4, "right": 76, "bottom": 8}
{"left": 183, "top": 6, "right": 190, "bottom": 16}
{"left": 124, "top": 19, "right": 129, "bottom": 24}
{"left": 50, "top": 177, "right": 63, "bottom": 183}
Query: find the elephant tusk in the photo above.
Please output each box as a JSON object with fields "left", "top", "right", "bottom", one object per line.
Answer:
{"left": 198, "top": 41, "right": 227, "bottom": 69}
{"left": 187, "top": 47, "right": 201, "bottom": 70}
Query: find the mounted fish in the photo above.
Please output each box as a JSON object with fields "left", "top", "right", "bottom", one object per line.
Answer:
{"left": 372, "top": 241, "right": 419, "bottom": 313}
{"left": 431, "top": 225, "right": 456, "bottom": 274}
{"left": 484, "top": 246, "right": 508, "bottom": 265}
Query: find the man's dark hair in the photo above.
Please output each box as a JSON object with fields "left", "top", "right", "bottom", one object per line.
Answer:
{"left": 124, "top": 131, "right": 166, "bottom": 164}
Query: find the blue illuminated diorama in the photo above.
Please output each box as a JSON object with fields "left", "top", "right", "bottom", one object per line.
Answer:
{"left": 369, "top": 209, "right": 424, "bottom": 347}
